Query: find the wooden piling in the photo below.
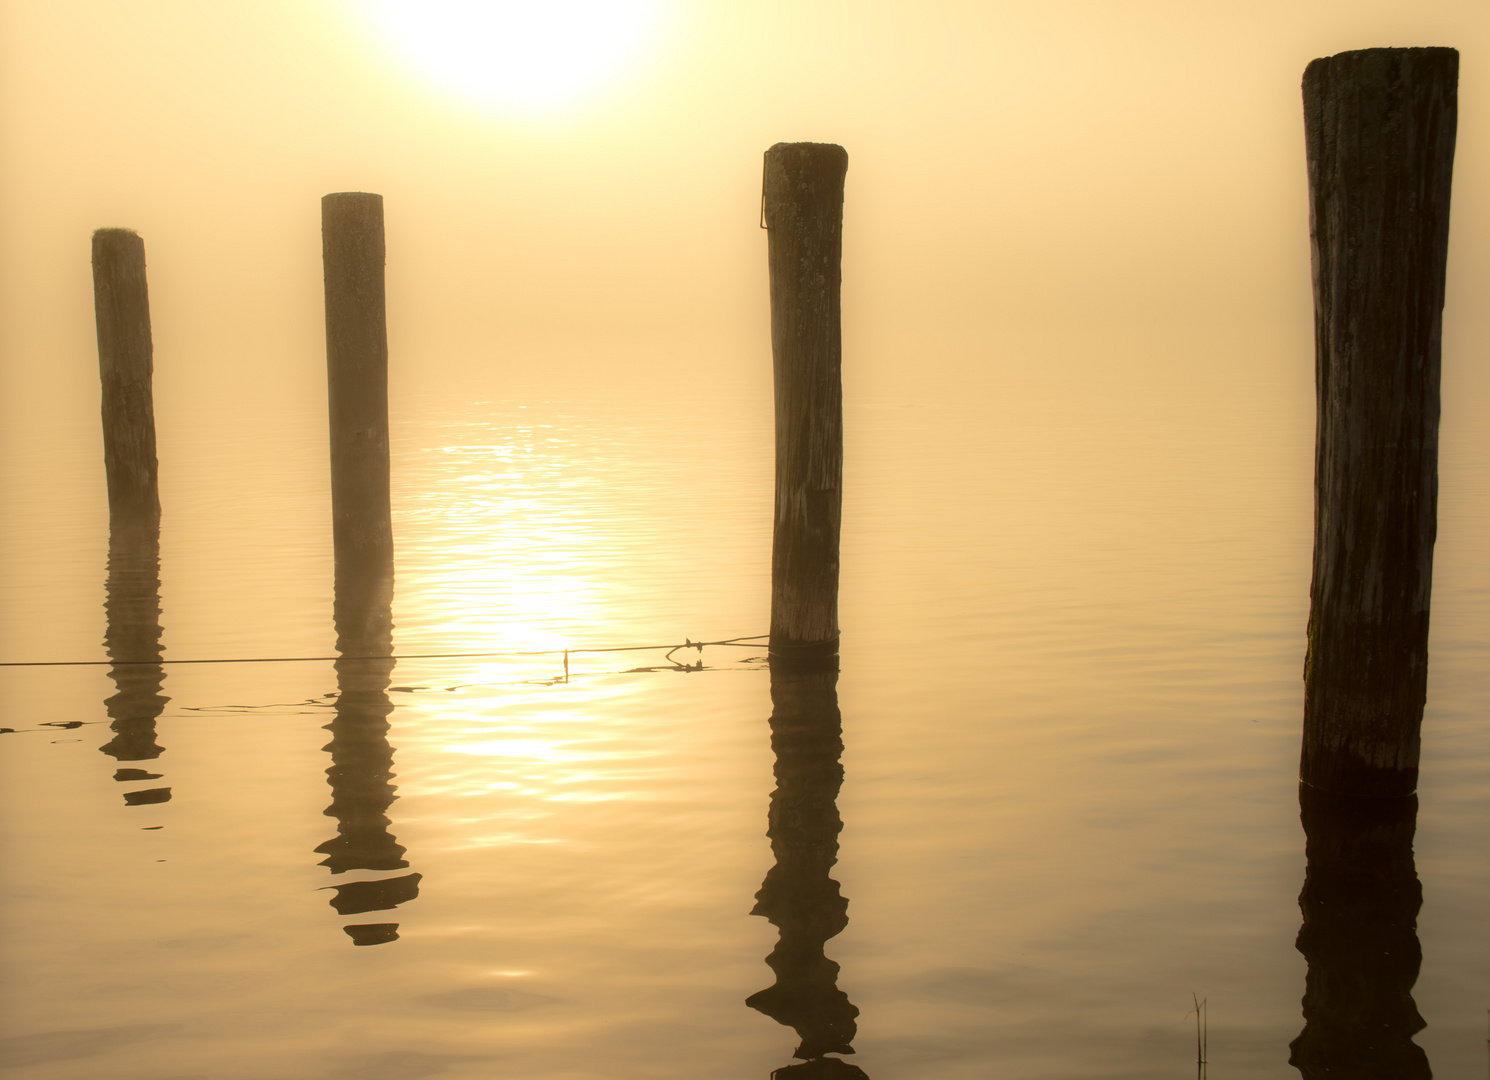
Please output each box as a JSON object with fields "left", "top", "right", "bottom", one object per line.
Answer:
{"left": 322, "top": 192, "right": 394, "bottom": 652}
{"left": 763, "top": 143, "right": 848, "bottom": 661}
{"left": 1300, "top": 48, "right": 1457, "bottom": 799}
{"left": 91, "top": 229, "right": 160, "bottom": 532}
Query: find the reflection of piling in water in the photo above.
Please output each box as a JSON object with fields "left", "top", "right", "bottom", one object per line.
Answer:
{"left": 315, "top": 586, "right": 420, "bottom": 942}
{"left": 98, "top": 521, "right": 169, "bottom": 778}
{"left": 764, "top": 143, "right": 847, "bottom": 663}
{"left": 748, "top": 656, "right": 867, "bottom": 1079}
{"left": 1288, "top": 785, "right": 1429, "bottom": 1079}
{"left": 317, "top": 667, "right": 421, "bottom": 932}
{"left": 316, "top": 653, "right": 409, "bottom": 876}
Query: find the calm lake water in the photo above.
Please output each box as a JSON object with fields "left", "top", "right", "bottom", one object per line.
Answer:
{"left": 2, "top": 369, "right": 1487, "bottom": 1079}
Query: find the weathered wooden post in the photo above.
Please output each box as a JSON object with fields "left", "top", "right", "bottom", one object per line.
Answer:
{"left": 1300, "top": 48, "right": 1458, "bottom": 799}
{"left": 92, "top": 228, "right": 160, "bottom": 535}
{"left": 763, "top": 143, "right": 848, "bottom": 664}
{"left": 322, "top": 192, "right": 394, "bottom": 654}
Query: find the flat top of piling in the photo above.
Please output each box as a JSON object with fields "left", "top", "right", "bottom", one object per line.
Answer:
{"left": 766, "top": 142, "right": 848, "bottom": 163}
{"left": 763, "top": 142, "right": 849, "bottom": 184}
{"left": 91, "top": 228, "right": 146, "bottom": 262}
{"left": 1312, "top": 45, "right": 1457, "bottom": 61}
{"left": 1305, "top": 46, "right": 1459, "bottom": 78}
{"left": 1303, "top": 46, "right": 1459, "bottom": 102}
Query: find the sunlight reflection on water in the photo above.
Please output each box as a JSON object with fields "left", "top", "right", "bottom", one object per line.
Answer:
{"left": 1, "top": 383, "right": 1487, "bottom": 1079}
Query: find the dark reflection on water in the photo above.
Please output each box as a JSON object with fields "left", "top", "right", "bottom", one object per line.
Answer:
{"left": 749, "top": 656, "right": 869, "bottom": 1080}
{"left": 315, "top": 552, "right": 419, "bottom": 944}
{"left": 1289, "top": 784, "right": 1430, "bottom": 1079}
{"left": 98, "top": 518, "right": 169, "bottom": 798}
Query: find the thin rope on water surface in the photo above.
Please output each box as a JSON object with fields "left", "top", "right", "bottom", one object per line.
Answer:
{"left": 0, "top": 634, "right": 768, "bottom": 668}
{"left": 0, "top": 635, "right": 775, "bottom": 732}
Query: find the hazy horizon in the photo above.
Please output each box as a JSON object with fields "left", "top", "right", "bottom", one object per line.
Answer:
{"left": 2, "top": 1, "right": 1486, "bottom": 439}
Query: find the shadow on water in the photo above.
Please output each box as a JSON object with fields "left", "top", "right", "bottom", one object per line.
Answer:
{"left": 315, "top": 550, "right": 420, "bottom": 946}
{"left": 1289, "top": 784, "right": 1430, "bottom": 1078}
{"left": 748, "top": 654, "right": 869, "bottom": 1080}
{"left": 98, "top": 518, "right": 170, "bottom": 802}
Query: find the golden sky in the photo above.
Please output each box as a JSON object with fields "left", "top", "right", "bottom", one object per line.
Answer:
{"left": 1, "top": 1, "right": 1485, "bottom": 439}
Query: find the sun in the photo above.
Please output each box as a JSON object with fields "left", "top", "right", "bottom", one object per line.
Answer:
{"left": 359, "top": 0, "right": 666, "bottom": 113}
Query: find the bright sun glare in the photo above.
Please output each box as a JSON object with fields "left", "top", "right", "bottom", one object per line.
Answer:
{"left": 361, "top": 0, "right": 665, "bottom": 112}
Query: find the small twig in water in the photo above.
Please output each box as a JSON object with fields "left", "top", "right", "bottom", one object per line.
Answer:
{"left": 1190, "top": 993, "right": 1207, "bottom": 1079}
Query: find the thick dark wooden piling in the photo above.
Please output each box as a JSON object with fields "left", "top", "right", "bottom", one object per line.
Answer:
{"left": 92, "top": 229, "right": 160, "bottom": 531}
{"left": 764, "top": 143, "right": 848, "bottom": 661}
{"left": 322, "top": 192, "right": 394, "bottom": 653}
{"left": 1300, "top": 48, "right": 1458, "bottom": 799}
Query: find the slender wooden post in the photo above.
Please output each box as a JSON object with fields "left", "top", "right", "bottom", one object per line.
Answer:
{"left": 322, "top": 192, "right": 394, "bottom": 653}
{"left": 764, "top": 143, "right": 848, "bottom": 661}
{"left": 1300, "top": 48, "right": 1457, "bottom": 799}
{"left": 92, "top": 229, "right": 160, "bottom": 534}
